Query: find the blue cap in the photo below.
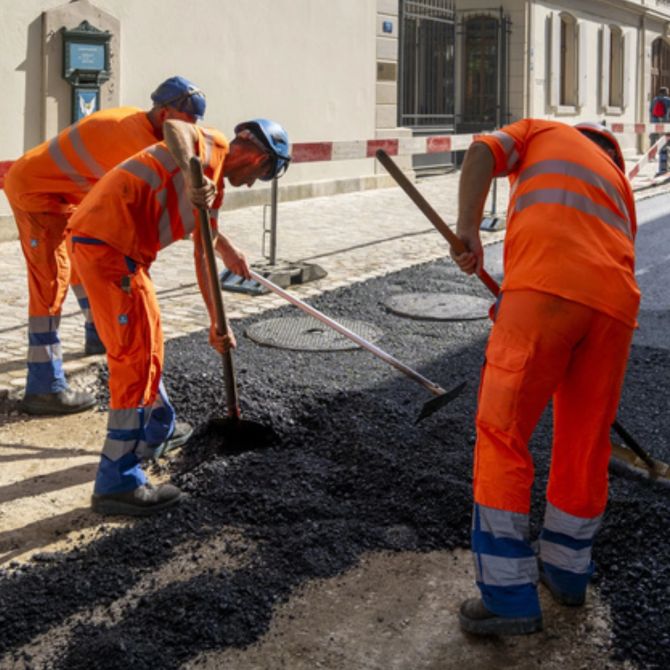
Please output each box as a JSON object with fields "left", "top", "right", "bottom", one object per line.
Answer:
{"left": 234, "top": 118, "right": 291, "bottom": 180}
{"left": 151, "top": 76, "right": 206, "bottom": 119}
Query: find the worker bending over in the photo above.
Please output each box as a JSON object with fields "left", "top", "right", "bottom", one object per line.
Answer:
{"left": 67, "top": 118, "right": 291, "bottom": 516}
{"left": 452, "top": 120, "right": 639, "bottom": 635}
{"left": 5, "top": 76, "right": 205, "bottom": 415}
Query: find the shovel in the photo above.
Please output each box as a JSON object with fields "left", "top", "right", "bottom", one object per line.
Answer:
{"left": 248, "top": 269, "right": 466, "bottom": 423}
{"left": 190, "top": 157, "right": 275, "bottom": 451}
{"left": 376, "top": 148, "right": 670, "bottom": 482}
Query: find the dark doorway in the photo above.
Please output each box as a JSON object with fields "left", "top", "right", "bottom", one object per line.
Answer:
{"left": 651, "top": 37, "right": 670, "bottom": 102}
{"left": 458, "top": 10, "right": 511, "bottom": 134}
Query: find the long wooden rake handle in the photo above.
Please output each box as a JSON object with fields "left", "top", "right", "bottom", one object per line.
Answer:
{"left": 376, "top": 149, "right": 662, "bottom": 473}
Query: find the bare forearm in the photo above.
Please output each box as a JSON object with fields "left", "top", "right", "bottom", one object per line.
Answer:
{"left": 457, "top": 142, "right": 495, "bottom": 237}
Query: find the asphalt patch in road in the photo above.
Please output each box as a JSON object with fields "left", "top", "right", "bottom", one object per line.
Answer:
{"left": 0, "top": 257, "right": 668, "bottom": 669}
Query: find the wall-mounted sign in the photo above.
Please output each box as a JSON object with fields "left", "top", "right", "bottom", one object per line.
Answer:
{"left": 73, "top": 87, "right": 99, "bottom": 121}
{"left": 61, "top": 20, "right": 111, "bottom": 123}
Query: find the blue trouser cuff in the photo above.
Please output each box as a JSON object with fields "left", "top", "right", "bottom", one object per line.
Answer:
{"left": 94, "top": 452, "right": 147, "bottom": 495}
{"left": 26, "top": 361, "right": 68, "bottom": 394}
{"left": 478, "top": 581, "right": 542, "bottom": 618}
{"left": 542, "top": 560, "right": 594, "bottom": 597}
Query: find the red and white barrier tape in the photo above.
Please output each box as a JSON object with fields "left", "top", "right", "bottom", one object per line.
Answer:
{"left": 627, "top": 134, "right": 668, "bottom": 181}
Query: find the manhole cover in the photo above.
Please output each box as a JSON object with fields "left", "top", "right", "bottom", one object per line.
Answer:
{"left": 245, "top": 316, "right": 383, "bottom": 351}
{"left": 385, "top": 292, "right": 491, "bottom": 321}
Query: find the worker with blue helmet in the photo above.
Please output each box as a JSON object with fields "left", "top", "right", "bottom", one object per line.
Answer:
{"left": 151, "top": 76, "right": 207, "bottom": 121}
{"left": 234, "top": 118, "right": 291, "bottom": 180}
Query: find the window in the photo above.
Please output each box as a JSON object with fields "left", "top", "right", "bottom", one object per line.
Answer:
{"left": 609, "top": 27, "right": 623, "bottom": 107}
{"left": 560, "top": 14, "right": 577, "bottom": 106}
{"left": 549, "top": 12, "right": 586, "bottom": 112}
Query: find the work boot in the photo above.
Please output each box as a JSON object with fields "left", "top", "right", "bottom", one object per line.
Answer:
{"left": 459, "top": 598, "right": 543, "bottom": 636}
{"left": 20, "top": 389, "right": 96, "bottom": 416}
{"left": 539, "top": 563, "right": 586, "bottom": 607}
{"left": 152, "top": 421, "right": 194, "bottom": 459}
{"left": 91, "top": 482, "right": 183, "bottom": 516}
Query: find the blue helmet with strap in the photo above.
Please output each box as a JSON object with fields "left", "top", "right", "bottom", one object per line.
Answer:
{"left": 234, "top": 118, "right": 291, "bottom": 180}
{"left": 151, "top": 76, "right": 206, "bottom": 120}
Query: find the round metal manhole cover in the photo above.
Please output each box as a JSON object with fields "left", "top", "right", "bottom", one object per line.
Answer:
{"left": 245, "top": 316, "right": 383, "bottom": 351}
{"left": 385, "top": 292, "right": 491, "bottom": 321}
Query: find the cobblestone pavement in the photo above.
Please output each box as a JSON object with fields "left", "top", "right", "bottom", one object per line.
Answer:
{"left": 0, "top": 162, "right": 666, "bottom": 399}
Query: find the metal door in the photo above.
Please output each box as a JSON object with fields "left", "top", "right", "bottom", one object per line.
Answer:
{"left": 458, "top": 9, "right": 511, "bottom": 134}
{"left": 399, "top": 0, "right": 456, "bottom": 132}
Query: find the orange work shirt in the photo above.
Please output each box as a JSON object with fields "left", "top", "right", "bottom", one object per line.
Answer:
{"left": 4, "top": 107, "right": 159, "bottom": 214}
{"left": 476, "top": 119, "right": 640, "bottom": 327}
{"left": 68, "top": 126, "right": 228, "bottom": 266}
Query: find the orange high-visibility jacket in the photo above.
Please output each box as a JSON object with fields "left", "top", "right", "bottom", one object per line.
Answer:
{"left": 67, "top": 126, "right": 228, "bottom": 265}
{"left": 5, "top": 107, "right": 159, "bottom": 214}
{"left": 477, "top": 119, "right": 640, "bottom": 327}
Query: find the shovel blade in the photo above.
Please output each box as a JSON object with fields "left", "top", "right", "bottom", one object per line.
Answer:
{"left": 415, "top": 381, "right": 467, "bottom": 424}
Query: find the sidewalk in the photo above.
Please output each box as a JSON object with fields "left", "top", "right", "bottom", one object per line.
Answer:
{"left": 0, "top": 159, "right": 666, "bottom": 400}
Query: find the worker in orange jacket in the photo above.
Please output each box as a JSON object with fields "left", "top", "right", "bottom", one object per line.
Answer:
{"left": 67, "top": 118, "right": 291, "bottom": 516}
{"left": 4, "top": 76, "right": 206, "bottom": 415}
{"left": 451, "top": 120, "right": 639, "bottom": 635}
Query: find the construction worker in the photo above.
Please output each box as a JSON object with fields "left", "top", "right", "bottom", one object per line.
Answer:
{"left": 66, "top": 118, "right": 291, "bottom": 516}
{"left": 451, "top": 120, "right": 639, "bottom": 635}
{"left": 4, "top": 76, "right": 206, "bottom": 415}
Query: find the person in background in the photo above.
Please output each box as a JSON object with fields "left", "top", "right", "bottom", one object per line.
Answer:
{"left": 451, "top": 119, "right": 639, "bottom": 635}
{"left": 649, "top": 86, "right": 670, "bottom": 176}
{"left": 4, "top": 76, "right": 205, "bottom": 415}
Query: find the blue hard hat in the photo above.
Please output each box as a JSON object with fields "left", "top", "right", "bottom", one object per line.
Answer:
{"left": 151, "top": 76, "right": 206, "bottom": 119}
{"left": 234, "top": 118, "right": 291, "bottom": 180}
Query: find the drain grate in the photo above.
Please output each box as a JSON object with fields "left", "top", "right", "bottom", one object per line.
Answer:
{"left": 385, "top": 292, "right": 491, "bottom": 321}
{"left": 245, "top": 316, "right": 383, "bottom": 351}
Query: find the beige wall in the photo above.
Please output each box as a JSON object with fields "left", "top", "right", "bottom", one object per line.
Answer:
{"left": 0, "top": 0, "right": 384, "bottom": 220}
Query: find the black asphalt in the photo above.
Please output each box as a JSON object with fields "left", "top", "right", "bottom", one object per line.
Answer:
{"left": 0, "top": 199, "right": 668, "bottom": 669}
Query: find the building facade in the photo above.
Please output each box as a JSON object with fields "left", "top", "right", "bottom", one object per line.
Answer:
{"left": 1, "top": 0, "right": 670, "bottom": 235}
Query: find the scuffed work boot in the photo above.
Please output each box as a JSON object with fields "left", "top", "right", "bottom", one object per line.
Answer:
{"left": 20, "top": 389, "right": 96, "bottom": 416}
{"left": 152, "top": 421, "right": 194, "bottom": 459}
{"left": 459, "top": 598, "right": 543, "bottom": 636}
{"left": 91, "top": 482, "right": 183, "bottom": 516}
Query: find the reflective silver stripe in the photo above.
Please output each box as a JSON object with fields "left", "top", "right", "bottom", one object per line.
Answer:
{"left": 543, "top": 502, "right": 602, "bottom": 540}
{"left": 119, "top": 159, "right": 162, "bottom": 190}
{"left": 475, "top": 553, "right": 539, "bottom": 587}
{"left": 103, "top": 437, "right": 137, "bottom": 461}
{"left": 491, "top": 130, "right": 519, "bottom": 174}
{"left": 68, "top": 125, "right": 105, "bottom": 179}
{"left": 148, "top": 144, "right": 179, "bottom": 173}
{"left": 28, "top": 315, "right": 61, "bottom": 333}
{"left": 107, "top": 407, "right": 142, "bottom": 431}
{"left": 517, "top": 160, "right": 629, "bottom": 220}
{"left": 71, "top": 284, "right": 87, "bottom": 300}
{"left": 172, "top": 171, "right": 196, "bottom": 242}
{"left": 48, "top": 137, "right": 91, "bottom": 191}
{"left": 515, "top": 188, "right": 632, "bottom": 238}
{"left": 27, "top": 343, "right": 62, "bottom": 363}
{"left": 474, "top": 504, "right": 530, "bottom": 541}
{"left": 539, "top": 539, "right": 592, "bottom": 574}
{"left": 201, "top": 129, "right": 215, "bottom": 166}
{"left": 158, "top": 209, "right": 173, "bottom": 248}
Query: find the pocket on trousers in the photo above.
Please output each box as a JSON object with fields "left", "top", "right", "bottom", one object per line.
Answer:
{"left": 477, "top": 338, "right": 530, "bottom": 432}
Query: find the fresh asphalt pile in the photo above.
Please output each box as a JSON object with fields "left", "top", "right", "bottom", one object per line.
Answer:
{"left": 0, "top": 256, "right": 668, "bottom": 669}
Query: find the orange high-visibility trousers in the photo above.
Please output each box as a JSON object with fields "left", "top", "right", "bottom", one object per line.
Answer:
{"left": 474, "top": 289, "right": 634, "bottom": 518}
{"left": 69, "top": 237, "right": 163, "bottom": 411}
